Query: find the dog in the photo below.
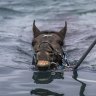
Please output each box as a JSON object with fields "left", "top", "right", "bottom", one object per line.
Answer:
{"left": 32, "top": 20, "right": 67, "bottom": 71}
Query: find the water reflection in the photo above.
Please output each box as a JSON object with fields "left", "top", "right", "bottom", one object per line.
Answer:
{"left": 30, "top": 88, "right": 64, "bottom": 96}
{"left": 31, "top": 69, "right": 86, "bottom": 96}
{"left": 73, "top": 70, "right": 86, "bottom": 96}
{"left": 31, "top": 71, "right": 64, "bottom": 96}
{"left": 32, "top": 70, "right": 64, "bottom": 84}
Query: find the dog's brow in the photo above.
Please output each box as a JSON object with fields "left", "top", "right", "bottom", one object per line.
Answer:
{"left": 42, "top": 34, "right": 53, "bottom": 37}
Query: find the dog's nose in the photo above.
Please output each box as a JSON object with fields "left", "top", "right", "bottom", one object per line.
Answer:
{"left": 37, "top": 51, "right": 49, "bottom": 60}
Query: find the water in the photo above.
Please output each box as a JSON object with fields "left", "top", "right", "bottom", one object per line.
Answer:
{"left": 0, "top": 0, "right": 96, "bottom": 96}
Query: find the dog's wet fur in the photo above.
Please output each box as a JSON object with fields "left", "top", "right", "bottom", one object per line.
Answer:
{"left": 32, "top": 20, "right": 67, "bottom": 71}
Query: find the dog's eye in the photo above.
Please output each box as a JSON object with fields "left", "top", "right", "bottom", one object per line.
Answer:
{"left": 57, "top": 40, "right": 63, "bottom": 46}
{"left": 32, "top": 40, "right": 36, "bottom": 46}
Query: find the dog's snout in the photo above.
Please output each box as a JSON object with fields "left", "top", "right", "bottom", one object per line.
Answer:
{"left": 36, "top": 51, "right": 50, "bottom": 70}
{"left": 37, "top": 51, "right": 49, "bottom": 60}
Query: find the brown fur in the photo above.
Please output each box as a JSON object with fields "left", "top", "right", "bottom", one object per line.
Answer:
{"left": 32, "top": 20, "right": 67, "bottom": 70}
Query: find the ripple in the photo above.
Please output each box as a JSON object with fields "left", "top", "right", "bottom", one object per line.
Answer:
{"left": 0, "top": 7, "right": 24, "bottom": 18}
{"left": 0, "top": 0, "right": 96, "bottom": 96}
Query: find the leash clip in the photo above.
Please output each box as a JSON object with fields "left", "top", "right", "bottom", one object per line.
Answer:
{"left": 62, "top": 51, "right": 70, "bottom": 67}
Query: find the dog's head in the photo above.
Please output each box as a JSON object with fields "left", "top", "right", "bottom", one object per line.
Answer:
{"left": 32, "top": 20, "right": 67, "bottom": 70}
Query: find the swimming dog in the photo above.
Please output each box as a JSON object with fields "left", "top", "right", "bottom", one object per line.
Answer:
{"left": 32, "top": 20, "right": 67, "bottom": 70}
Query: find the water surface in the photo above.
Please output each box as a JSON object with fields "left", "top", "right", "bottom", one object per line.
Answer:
{"left": 0, "top": 0, "right": 96, "bottom": 96}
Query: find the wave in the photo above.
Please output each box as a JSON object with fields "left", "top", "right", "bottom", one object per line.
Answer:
{"left": 77, "top": 9, "right": 96, "bottom": 15}
{"left": 0, "top": 7, "right": 23, "bottom": 16}
{"left": 85, "top": 35, "right": 96, "bottom": 40}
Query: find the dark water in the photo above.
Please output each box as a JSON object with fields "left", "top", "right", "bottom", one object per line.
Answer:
{"left": 0, "top": 0, "right": 96, "bottom": 96}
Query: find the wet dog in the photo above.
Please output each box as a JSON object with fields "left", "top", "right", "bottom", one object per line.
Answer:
{"left": 32, "top": 20, "right": 67, "bottom": 71}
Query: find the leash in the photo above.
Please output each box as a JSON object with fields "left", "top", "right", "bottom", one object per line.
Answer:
{"left": 32, "top": 39, "right": 96, "bottom": 70}
{"left": 62, "top": 51, "right": 70, "bottom": 66}
{"left": 74, "top": 39, "right": 96, "bottom": 70}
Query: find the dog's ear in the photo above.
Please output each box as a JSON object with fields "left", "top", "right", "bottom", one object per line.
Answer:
{"left": 58, "top": 21, "right": 67, "bottom": 40}
{"left": 33, "top": 20, "right": 40, "bottom": 38}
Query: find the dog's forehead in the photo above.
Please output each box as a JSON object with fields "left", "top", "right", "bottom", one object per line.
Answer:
{"left": 35, "top": 33, "right": 61, "bottom": 40}
{"left": 42, "top": 34, "right": 53, "bottom": 37}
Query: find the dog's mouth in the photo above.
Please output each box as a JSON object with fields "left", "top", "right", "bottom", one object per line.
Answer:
{"left": 37, "top": 60, "right": 50, "bottom": 71}
{"left": 36, "top": 60, "right": 58, "bottom": 71}
{"left": 37, "top": 60, "right": 50, "bottom": 67}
